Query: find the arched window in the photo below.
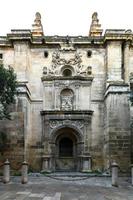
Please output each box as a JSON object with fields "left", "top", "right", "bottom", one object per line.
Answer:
{"left": 62, "top": 68, "right": 72, "bottom": 77}
{"left": 61, "top": 65, "right": 74, "bottom": 77}
{"left": 60, "top": 88, "right": 74, "bottom": 110}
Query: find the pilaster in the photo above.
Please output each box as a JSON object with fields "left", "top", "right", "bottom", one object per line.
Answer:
{"left": 106, "top": 41, "right": 123, "bottom": 83}
{"left": 103, "top": 83, "right": 131, "bottom": 171}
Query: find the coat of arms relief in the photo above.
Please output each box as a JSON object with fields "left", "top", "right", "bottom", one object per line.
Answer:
{"left": 43, "top": 51, "right": 92, "bottom": 77}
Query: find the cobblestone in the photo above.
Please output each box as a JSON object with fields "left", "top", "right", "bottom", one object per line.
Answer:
{"left": 0, "top": 176, "right": 133, "bottom": 199}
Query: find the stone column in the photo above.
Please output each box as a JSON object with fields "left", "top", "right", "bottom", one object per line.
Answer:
{"left": 131, "top": 164, "right": 133, "bottom": 186}
{"left": 21, "top": 161, "right": 28, "bottom": 184}
{"left": 124, "top": 41, "right": 130, "bottom": 83}
{"left": 3, "top": 159, "right": 10, "bottom": 184}
{"left": 111, "top": 161, "right": 119, "bottom": 187}
{"left": 82, "top": 156, "right": 92, "bottom": 172}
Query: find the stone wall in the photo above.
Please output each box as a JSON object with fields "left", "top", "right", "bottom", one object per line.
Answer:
{"left": 0, "top": 97, "right": 24, "bottom": 171}
{"left": 0, "top": 28, "right": 133, "bottom": 172}
{"left": 103, "top": 84, "right": 130, "bottom": 171}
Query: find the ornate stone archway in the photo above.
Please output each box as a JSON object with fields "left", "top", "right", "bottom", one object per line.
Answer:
{"left": 50, "top": 126, "right": 83, "bottom": 171}
{"left": 41, "top": 110, "right": 93, "bottom": 172}
{"left": 54, "top": 127, "right": 79, "bottom": 171}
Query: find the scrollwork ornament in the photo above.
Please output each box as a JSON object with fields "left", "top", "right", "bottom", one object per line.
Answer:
{"left": 73, "top": 121, "right": 84, "bottom": 129}
{"left": 48, "top": 51, "right": 91, "bottom": 77}
{"left": 49, "top": 120, "right": 61, "bottom": 129}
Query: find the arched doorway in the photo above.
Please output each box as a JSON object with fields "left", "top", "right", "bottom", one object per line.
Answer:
{"left": 59, "top": 137, "right": 73, "bottom": 157}
{"left": 53, "top": 127, "right": 80, "bottom": 171}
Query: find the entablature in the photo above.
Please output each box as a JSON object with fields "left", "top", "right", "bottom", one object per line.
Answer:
{"left": 41, "top": 110, "right": 93, "bottom": 119}
{"left": 0, "top": 29, "right": 133, "bottom": 47}
{"left": 41, "top": 76, "right": 93, "bottom": 82}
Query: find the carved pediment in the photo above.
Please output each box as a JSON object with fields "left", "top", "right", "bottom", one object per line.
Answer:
{"left": 43, "top": 51, "right": 92, "bottom": 77}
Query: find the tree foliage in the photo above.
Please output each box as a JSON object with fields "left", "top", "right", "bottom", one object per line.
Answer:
{"left": 0, "top": 65, "right": 17, "bottom": 119}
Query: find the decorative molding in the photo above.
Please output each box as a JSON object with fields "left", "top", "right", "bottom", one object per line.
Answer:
{"left": 52, "top": 51, "right": 82, "bottom": 66}
{"left": 42, "top": 51, "right": 92, "bottom": 77}
{"left": 49, "top": 120, "right": 84, "bottom": 130}
{"left": 104, "top": 83, "right": 129, "bottom": 99}
{"left": 41, "top": 110, "right": 93, "bottom": 116}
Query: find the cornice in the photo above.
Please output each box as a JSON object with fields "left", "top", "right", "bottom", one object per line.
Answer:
{"left": 0, "top": 29, "right": 133, "bottom": 47}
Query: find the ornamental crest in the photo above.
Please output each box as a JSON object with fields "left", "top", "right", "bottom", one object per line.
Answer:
{"left": 43, "top": 51, "right": 92, "bottom": 77}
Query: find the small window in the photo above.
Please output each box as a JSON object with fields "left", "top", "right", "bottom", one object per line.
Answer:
{"left": 87, "top": 50, "right": 92, "bottom": 57}
{"left": 44, "top": 51, "right": 48, "bottom": 58}
{"left": 0, "top": 53, "right": 3, "bottom": 59}
{"left": 63, "top": 69, "right": 72, "bottom": 77}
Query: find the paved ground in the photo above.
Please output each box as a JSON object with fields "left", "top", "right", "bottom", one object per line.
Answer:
{"left": 0, "top": 175, "right": 133, "bottom": 200}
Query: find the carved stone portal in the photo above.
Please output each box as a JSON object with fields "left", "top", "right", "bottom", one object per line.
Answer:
{"left": 41, "top": 110, "right": 93, "bottom": 172}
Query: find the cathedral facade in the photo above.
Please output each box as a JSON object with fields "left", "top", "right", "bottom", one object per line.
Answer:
{"left": 0, "top": 12, "right": 133, "bottom": 172}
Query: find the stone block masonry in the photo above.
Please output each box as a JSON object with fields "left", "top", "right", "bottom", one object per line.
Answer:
{"left": 0, "top": 12, "right": 132, "bottom": 173}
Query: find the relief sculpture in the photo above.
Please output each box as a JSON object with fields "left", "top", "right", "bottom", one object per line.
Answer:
{"left": 52, "top": 51, "right": 82, "bottom": 66}
{"left": 43, "top": 51, "right": 92, "bottom": 77}
{"left": 61, "top": 96, "right": 73, "bottom": 110}
{"left": 49, "top": 120, "right": 84, "bottom": 130}
{"left": 60, "top": 88, "right": 74, "bottom": 110}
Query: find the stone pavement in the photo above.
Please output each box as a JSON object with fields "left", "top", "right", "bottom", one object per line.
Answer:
{"left": 0, "top": 175, "right": 133, "bottom": 200}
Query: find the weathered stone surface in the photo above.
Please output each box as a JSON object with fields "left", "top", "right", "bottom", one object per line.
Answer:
{"left": 0, "top": 12, "right": 132, "bottom": 173}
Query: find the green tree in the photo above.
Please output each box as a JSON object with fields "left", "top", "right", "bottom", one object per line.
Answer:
{"left": 0, "top": 65, "right": 17, "bottom": 120}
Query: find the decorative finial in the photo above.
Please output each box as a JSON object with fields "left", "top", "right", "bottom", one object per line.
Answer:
{"left": 32, "top": 12, "right": 44, "bottom": 36}
{"left": 89, "top": 12, "right": 103, "bottom": 37}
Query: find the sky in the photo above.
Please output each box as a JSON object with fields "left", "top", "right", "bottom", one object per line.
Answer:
{"left": 0, "top": 0, "right": 133, "bottom": 36}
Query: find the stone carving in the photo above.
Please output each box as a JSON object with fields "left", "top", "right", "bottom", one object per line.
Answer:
{"left": 52, "top": 51, "right": 82, "bottom": 67}
{"left": 43, "top": 51, "right": 92, "bottom": 77}
{"left": 32, "top": 12, "right": 43, "bottom": 36}
{"left": 49, "top": 120, "right": 60, "bottom": 129}
{"left": 92, "top": 12, "right": 99, "bottom": 24}
{"left": 49, "top": 120, "right": 84, "bottom": 130}
{"left": 43, "top": 66, "right": 47, "bottom": 75}
{"left": 89, "top": 12, "right": 103, "bottom": 37}
{"left": 76, "top": 65, "right": 86, "bottom": 75}
{"left": 34, "top": 12, "right": 42, "bottom": 26}
{"left": 86, "top": 66, "right": 92, "bottom": 75}
{"left": 60, "top": 88, "right": 74, "bottom": 110}
{"left": 73, "top": 121, "right": 84, "bottom": 129}
{"left": 125, "top": 29, "right": 132, "bottom": 34}
{"left": 61, "top": 96, "right": 73, "bottom": 110}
